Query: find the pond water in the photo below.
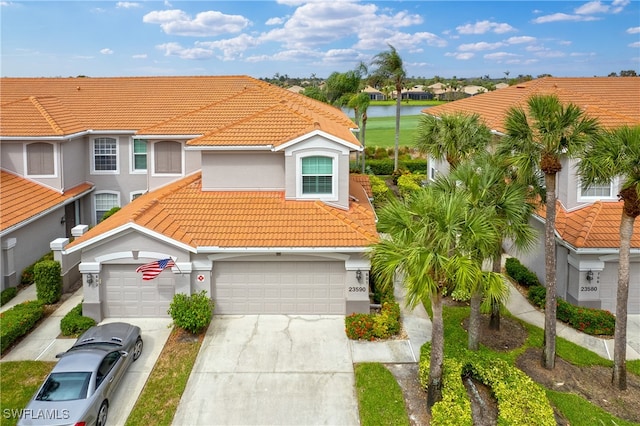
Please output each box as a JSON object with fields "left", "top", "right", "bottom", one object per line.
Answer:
{"left": 341, "top": 105, "right": 429, "bottom": 118}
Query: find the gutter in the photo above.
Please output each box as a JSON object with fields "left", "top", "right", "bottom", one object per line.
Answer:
{"left": 197, "top": 246, "right": 371, "bottom": 254}
{"left": 1, "top": 130, "right": 136, "bottom": 142}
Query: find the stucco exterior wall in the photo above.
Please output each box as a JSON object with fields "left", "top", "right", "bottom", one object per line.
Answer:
{"left": 201, "top": 151, "right": 285, "bottom": 190}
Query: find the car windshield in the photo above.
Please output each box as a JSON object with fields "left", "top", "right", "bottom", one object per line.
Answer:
{"left": 36, "top": 372, "right": 91, "bottom": 401}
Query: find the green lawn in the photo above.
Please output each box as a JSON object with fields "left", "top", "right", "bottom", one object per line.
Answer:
{"left": 0, "top": 361, "right": 55, "bottom": 426}
{"left": 363, "top": 115, "right": 422, "bottom": 149}
{"left": 354, "top": 363, "right": 409, "bottom": 426}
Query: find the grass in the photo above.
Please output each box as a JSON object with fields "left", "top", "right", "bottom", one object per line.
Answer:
{"left": 363, "top": 115, "right": 422, "bottom": 149}
{"left": 354, "top": 363, "right": 409, "bottom": 426}
{"left": 0, "top": 361, "right": 56, "bottom": 426}
{"left": 125, "top": 327, "right": 203, "bottom": 426}
{"left": 546, "top": 390, "right": 640, "bottom": 426}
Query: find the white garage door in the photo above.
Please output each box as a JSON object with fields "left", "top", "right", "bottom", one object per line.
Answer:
{"left": 213, "top": 261, "right": 345, "bottom": 314}
{"left": 102, "top": 265, "right": 174, "bottom": 317}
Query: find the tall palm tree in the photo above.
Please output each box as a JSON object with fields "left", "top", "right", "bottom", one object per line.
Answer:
{"left": 578, "top": 125, "right": 640, "bottom": 390}
{"left": 347, "top": 92, "right": 370, "bottom": 172}
{"left": 498, "top": 94, "right": 600, "bottom": 369}
{"left": 369, "top": 44, "right": 406, "bottom": 172}
{"left": 370, "top": 185, "right": 499, "bottom": 409}
{"left": 434, "top": 152, "right": 536, "bottom": 349}
{"left": 414, "top": 112, "right": 492, "bottom": 172}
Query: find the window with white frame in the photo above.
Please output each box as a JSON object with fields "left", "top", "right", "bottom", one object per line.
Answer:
{"left": 93, "top": 137, "right": 118, "bottom": 172}
{"left": 26, "top": 142, "right": 55, "bottom": 176}
{"left": 580, "top": 179, "right": 615, "bottom": 200}
{"left": 95, "top": 192, "right": 119, "bottom": 224}
{"left": 154, "top": 141, "right": 182, "bottom": 174}
{"left": 132, "top": 139, "right": 147, "bottom": 171}
{"left": 130, "top": 191, "right": 145, "bottom": 201}
{"left": 301, "top": 156, "right": 333, "bottom": 195}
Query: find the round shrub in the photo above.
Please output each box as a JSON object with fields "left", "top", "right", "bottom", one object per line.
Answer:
{"left": 34, "top": 260, "right": 62, "bottom": 304}
{"left": 168, "top": 291, "right": 214, "bottom": 334}
{"left": 1, "top": 287, "right": 18, "bottom": 306}
{"left": 345, "top": 313, "right": 375, "bottom": 340}
{"left": 60, "top": 303, "right": 96, "bottom": 336}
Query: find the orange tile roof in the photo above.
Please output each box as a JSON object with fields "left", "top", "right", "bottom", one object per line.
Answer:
{"left": 350, "top": 174, "right": 373, "bottom": 199}
{"left": 0, "top": 76, "right": 360, "bottom": 148}
{"left": 537, "top": 200, "right": 640, "bottom": 249}
{"left": 0, "top": 170, "right": 94, "bottom": 233}
{"left": 424, "top": 77, "right": 640, "bottom": 132}
{"left": 66, "top": 172, "right": 378, "bottom": 250}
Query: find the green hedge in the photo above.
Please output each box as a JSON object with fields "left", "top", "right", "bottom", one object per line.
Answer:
{"left": 527, "top": 285, "right": 615, "bottom": 336}
{"left": 60, "top": 303, "right": 96, "bottom": 336}
{"left": 419, "top": 345, "right": 555, "bottom": 426}
{"left": 34, "top": 260, "right": 62, "bottom": 304}
{"left": 364, "top": 159, "right": 427, "bottom": 175}
{"left": 168, "top": 291, "right": 215, "bottom": 334}
{"left": 369, "top": 174, "right": 394, "bottom": 208}
{"left": 345, "top": 301, "right": 401, "bottom": 340}
{"left": 505, "top": 257, "right": 540, "bottom": 287}
{"left": 397, "top": 173, "right": 425, "bottom": 199}
{"left": 0, "top": 300, "right": 45, "bottom": 354}
{"left": 1, "top": 287, "right": 17, "bottom": 306}
{"left": 20, "top": 252, "right": 54, "bottom": 285}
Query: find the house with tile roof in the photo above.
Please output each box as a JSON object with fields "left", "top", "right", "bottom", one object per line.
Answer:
{"left": 423, "top": 76, "right": 640, "bottom": 315}
{"left": 0, "top": 76, "right": 378, "bottom": 321}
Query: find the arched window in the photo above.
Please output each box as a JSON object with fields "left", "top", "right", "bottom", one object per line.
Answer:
{"left": 26, "top": 142, "right": 55, "bottom": 175}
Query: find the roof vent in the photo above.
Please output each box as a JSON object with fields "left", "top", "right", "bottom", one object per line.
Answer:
{"left": 76, "top": 86, "right": 81, "bottom": 91}
{"left": 516, "top": 84, "right": 526, "bottom": 88}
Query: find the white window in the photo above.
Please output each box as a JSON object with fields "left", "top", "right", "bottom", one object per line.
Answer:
{"left": 93, "top": 137, "right": 118, "bottom": 173}
{"left": 153, "top": 141, "right": 182, "bottom": 175}
{"left": 302, "top": 156, "right": 333, "bottom": 195}
{"left": 579, "top": 179, "right": 617, "bottom": 201}
{"left": 95, "top": 192, "right": 119, "bottom": 224}
{"left": 130, "top": 191, "right": 146, "bottom": 201}
{"left": 132, "top": 139, "right": 147, "bottom": 172}
{"left": 26, "top": 142, "right": 56, "bottom": 176}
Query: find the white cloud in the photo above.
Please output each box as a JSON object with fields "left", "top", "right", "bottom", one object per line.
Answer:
{"left": 197, "top": 34, "right": 260, "bottom": 60}
{"left": 535, "top": 50, "right": 566, "bottom": 58}
{"left": 506, "top": 36, "right": 536, "bottom": 44}
{"left": 532, "top": 13, "right": 599, "bottom": 23}
{"left": 483, "top": 52, "right": 519, "bottom": 60}
{"left": 627, "top": 27, "right": 640, "bottom": 34}
{"left": 156, "top": 42, "right": 214, "bottom": 59}
{"left": 132, "top": 54, "right": 147, "bottom": 59}
{"left": 116, "top": 2, "right": 142, "bottom": 9}
{"left": 266, "top": 17, "right": 285, "bottom": 26}
{"left": 445, "top": 52, "right": 475, "bottom": 60}
{"left": 458, "top": 42, "right": 505, "bottom": 52}
{"left": 611, "top": 0, "right": 630, "bottom": 13}
{"left": 629, "top": 41, "right": 640, "bottom": 48}
{"left": 100, "top": 48, "right": 114, "bottom": 55}
{"left": 143, "top": 9, "right": 250, "bottom": 37}
{"left": 456, "top": 20, "right": 515, "bottom": 35}
{"left": 575, "top": 1, "right": 609, "bottom": 15}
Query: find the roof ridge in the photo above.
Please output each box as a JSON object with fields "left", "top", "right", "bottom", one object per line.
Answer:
{"left": 29, "top": 96, "right": 64, "bottom": 135}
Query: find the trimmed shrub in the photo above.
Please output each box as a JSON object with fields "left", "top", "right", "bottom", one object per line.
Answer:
{"left": 60, "top": 303, "right": 96, "bottom": 336}
{"left": 369, "top": 174, "right": 393, "bottom": 208}
{"left": 0, "top": 300, "right": 45, "bottom": 354}
{"left": 505, "top": 257, "right": 540, "bottom": 287}
{"left": 364, "top": 159, "right": 428, "bottom": 176}
{"left": 34, "top": 260, "right": 62, "bottom": 304}
{"left": 397, "top": 173, "right": 425, "bottom": 199}
{"left": 345, "top": 313, "right": 376, "bottom": 340}
{"left": 1, "top": 287, "right": 18, "bottom": 306}
{"left": 101, "top": 206, "right": 121, "bottom": 221}
{"left": 168, "top": 291, "right": 214, "bottom": 334}
{"left": 20, "top": 252, "right": 54, "bottom": 285}
{"left": 527, "top": 284, "right": 546, "bottom": 307}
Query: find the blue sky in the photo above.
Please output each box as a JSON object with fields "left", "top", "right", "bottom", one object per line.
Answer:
{"left": 1, "top": 1, "right": 639, "bottom": 79}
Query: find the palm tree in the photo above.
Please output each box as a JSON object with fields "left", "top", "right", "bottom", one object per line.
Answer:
{"left": 370, "top": 185, "right": 499, "bottom": 409}
{"left": 414, "top": 112, "right": 492, "bottom": 172}
{"left": 434, "top": 152, "right": 536, "bottom": 349}
{"left": 498, "top": 94, "right": 600, "bottom": 369}
{"left": 369, "top": 44, "right": 406, "bottom": 172}
{"left": 347, "top": 92, "right": 370, "bottom": 172}
{"left": 578, "top": 125, "right": 640, "bottom": 390}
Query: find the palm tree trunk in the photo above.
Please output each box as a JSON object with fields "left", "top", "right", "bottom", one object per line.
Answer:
{"left": 612, "top": 212, "right": 633, "bottom": 390}
{"left": 468, "top": 288, "right": 482, "bottom": 350}
{"left": 489, "top": 249, "right": 502, "bottom": 330}
{"left": 543, "top": 172, "right": 558, "bottom": 370}
{"left": 394, "top": 84, "right": 401, "bottom": 172}
{"left": 361, "top": 113, "right": 367, "bottom": 174}
{"left": 427, "top": 292, "right": 444, "bottom": 410}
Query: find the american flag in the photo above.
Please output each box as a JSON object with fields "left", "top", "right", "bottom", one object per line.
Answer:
{"left": 136, "top": 258, "right": 175, "bottom": 281}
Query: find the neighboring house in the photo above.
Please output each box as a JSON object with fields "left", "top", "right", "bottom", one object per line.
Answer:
{"left": 403, "top": 85, "right": 434, "bottom": 101}
{"left": 423, "top": 77, "right": 640, "bottom": 315}
{"left": 0, "top": 76, "right": 378, "bottom": 321}
{"left": 362, "top": 85, "right": 386, "bottom": 101}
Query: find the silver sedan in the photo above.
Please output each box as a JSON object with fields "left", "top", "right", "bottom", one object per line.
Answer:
{"left": 19, "top": 322, "right": 143, "bottom": 426}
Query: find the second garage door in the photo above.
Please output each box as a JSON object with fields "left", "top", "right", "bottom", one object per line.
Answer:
{"left": 213, "top": 261, "right": 345, "bottom": 314}
{"left": 102, "top": 265, "right": 174, "bottom": 317}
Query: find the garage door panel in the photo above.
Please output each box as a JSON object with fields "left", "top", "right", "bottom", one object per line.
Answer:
{"left": 213, "top": 261, "right": 345, "bottom": 315}
{"left": 103, "top": 266, "right": 173, "bottom": 318}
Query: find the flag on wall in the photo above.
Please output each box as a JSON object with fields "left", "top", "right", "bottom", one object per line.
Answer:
{"left": 136, "top": 258, "right": 175, "bottom": 281}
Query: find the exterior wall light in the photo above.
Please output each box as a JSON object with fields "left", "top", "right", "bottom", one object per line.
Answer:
{"left": 356, "top": 270, "right": 362, "bottom": 282}
{"left": 586, "top": 270, "right": 594, "bottom": 282}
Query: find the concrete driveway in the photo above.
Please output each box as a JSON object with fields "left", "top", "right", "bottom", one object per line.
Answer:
{"left": 172, "top": 315, "right": 359, "bottom": 426}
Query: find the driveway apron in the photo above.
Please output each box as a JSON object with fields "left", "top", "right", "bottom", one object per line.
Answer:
{"left": 172, "top": 315, "right": 359, "bottom": 426}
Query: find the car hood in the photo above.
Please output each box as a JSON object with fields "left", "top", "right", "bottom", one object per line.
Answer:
{"left": 17, "top": 399, "right": 92, "bottom": 426}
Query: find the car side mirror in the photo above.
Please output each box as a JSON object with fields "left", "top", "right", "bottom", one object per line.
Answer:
{"left": 55, "top": 352, "right": 65, "bottom": 358}
{"left": 120, "top": 350, "right": 129, "bottom": 357}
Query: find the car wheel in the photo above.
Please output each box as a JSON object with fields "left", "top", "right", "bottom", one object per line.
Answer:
{"left": 97, "top": 401, "right": 108, "bottom": 426}
{"left": 133, "top": 336, "right": 143, "bottom": 361}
